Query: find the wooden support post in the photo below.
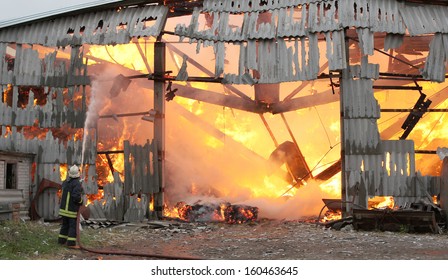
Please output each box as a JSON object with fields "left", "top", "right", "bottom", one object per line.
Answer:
{"left": 340, "top": 30, "right": 349, "bottom": 217}
{"left": 441, "top": 157, "right": 448, "bottom": 221}
{"left": 154, "top": 41, "right": 166, "bottom": 220}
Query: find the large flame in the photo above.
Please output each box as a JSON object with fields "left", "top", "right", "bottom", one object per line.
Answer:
{"left": 80, "top": 28, "right": 446, "bottom": 223}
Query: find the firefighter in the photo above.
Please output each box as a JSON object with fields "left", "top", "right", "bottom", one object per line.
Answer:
{"left": 58, "top": 165, "right": 84, "bottom": 249}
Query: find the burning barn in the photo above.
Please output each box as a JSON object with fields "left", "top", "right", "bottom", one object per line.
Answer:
{"left": 0, "top": 0, "right": 448, "bottom": 229}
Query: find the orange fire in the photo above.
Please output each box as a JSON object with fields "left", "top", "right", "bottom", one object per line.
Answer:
{"left": 321, "top": 210, "right": 342, "bottom": 223}
{"left": 82, "top": 32, "right": 445, "bottom": 223}
{"left": 86, "top": 189, "right": 105, "bottom": 206}
{"left": 163, "top": 202, "right": 258, "bottom": 224}
{"left": 369, "top": 196, "right": 396, "bottom": 210}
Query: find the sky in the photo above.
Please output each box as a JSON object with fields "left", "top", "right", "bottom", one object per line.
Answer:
{"left": 0, "top": 0, "right": 106, "bottom": 22}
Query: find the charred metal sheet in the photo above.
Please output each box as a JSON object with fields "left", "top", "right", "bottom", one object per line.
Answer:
{"left": 0, "top": 128, "right": 96, "bottom": 166}
{"left": 123, "top": 140, "right": 158, "bottom": 195}
{"left": 277, "top": 7, "right": 307, "bottom": 38}
{"left": 384, "top": 33, "right": 404, "bottom": 51}
{"left": 0, "top": 86, "right": 86, "bottom": 128}
{"left": 202, "top": 0, "right": 325, "bottom": 13}
{"left": 340, "top": 0, "right": 405, "bottom": 33}
{"left": 352, "top": 209, "right": 439, "bottom": 233}
{"left": 356, "top": 28, "right": 374, "bottom": 56}
{"left": 325, "top": 30, "right": 346, "bottom": 71}
{"left": 349, "top": 62, "right": 379, "bottom": 80}
{"left": 0, "top": 5, "right": 168, "bottom": 47}
{"left": 400, "top": 3, "right": 448, "bottom": 35}
{"left": 86, "top": 174, "right": 123, "bottom": 221}
{"left": 308, "top": 1, "right": 340, "bottom": 32}
{"left": 421, "top": 33, "right": 448, "bottom": 82}
{"left": 342, "top": 139, "right": 442, "bottom": 200}
{"left": 342, "top": 78, "right": 380, "bottom": 119}
{"left": 35, "top": 183, "right": 59, "bottom": 221}
{"left": 344, "top": 119, "right": 381, "bottom": 154}
{"left": 1, "top": 45, "right": 89, "bottom": 87}
{"left": 203, "top": 0, "right": 405, "bottom": 37}
{"left": 225, "top": 35, "right": 320, "bottom": 84}
{"left": 124, "top": 195, "right": 148, "bottom": 222}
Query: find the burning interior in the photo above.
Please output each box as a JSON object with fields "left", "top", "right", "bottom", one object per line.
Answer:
{"left": 0, "top": 0, "right": 448, "bottom": 231}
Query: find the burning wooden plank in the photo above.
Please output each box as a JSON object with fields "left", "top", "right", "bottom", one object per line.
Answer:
{"left": 165, "top": 202, "right": 258, "bottom": 224}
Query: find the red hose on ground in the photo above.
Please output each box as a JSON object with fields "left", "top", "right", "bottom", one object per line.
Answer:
{"left": 75, "top": 212, "right": 202, "bottom": 260}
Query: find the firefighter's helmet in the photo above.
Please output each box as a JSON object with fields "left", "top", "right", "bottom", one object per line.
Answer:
{"left": 68, "top": 165, "right": 80, "bottom": 178}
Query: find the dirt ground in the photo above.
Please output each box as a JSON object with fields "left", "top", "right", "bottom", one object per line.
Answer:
{"left": 50, "top": 219, "right": 448, "bottom": 260}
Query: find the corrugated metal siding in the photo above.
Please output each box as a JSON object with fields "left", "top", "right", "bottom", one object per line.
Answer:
{"left": 0, "top": 189, "right": 24, "bottom": 203}
{"left": 224, "top": 35, "right": 320, "bottom": 84}
{"left": 0, "top": 87, "right": 86, "bottom": 128}
{"left": 325, "top": 30, "right": 347, "bottom": 71}
{"left": 421, "top": 33, "right": 448, "bottom": 82}
{"left": 0, "top": 128, "right": 95, "bottom": 165}
{"left": 36, "top": 187, "right": 59, "bottom": 221}
{"left": 124, "top": 140, "right": 157, "bottom": 195}
{"left": 400, "top": 3, "right": 448, "bottom": 35}
{"left": 1, "top": 44, "right": 89, "bottom": 87}
{"left": 202, "top": 0, "right": 325, "bottom": 13}
{"left": 344, "top": 119, "right": 381, "bottom": 154}
{"left": 0, "top": 160, "right": 4, "bottom": 190}
{"left": 180, "top": 0, "right": 406, "bottom": 42}
{"left": 0, "top": 5, "right": 168, "bottom": 47}
{"left": 342, "top": 78, "right": 380, "bottom": 119}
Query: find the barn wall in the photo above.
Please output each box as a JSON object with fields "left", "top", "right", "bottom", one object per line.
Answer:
{"left": 0, "top": 160, "right": 4, "bottom": 190}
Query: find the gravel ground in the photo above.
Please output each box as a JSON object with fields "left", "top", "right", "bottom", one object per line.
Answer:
{"left": 53, "top": 219, "right": 448, "bottom": 260}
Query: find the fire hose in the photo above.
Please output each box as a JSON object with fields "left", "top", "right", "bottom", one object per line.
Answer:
{"left": 75, "top": 212, "right": 202, "bottom": 260}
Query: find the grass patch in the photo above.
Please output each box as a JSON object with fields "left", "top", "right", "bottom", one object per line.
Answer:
{"left": 0, "top": 220, "right": 94, "bottom": 260}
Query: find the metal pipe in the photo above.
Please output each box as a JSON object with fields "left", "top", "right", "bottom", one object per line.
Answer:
{"left": 373, "top": 85, "right": 422, "bottom": 90}
{"left": 381, "top": 109, "right": 448, "bottom": 112}
{"left": 415, "top": 150, "right": 437, "bottom": 154}
{"left": 97, "top": 150, "right": 124, "bottom": 154}
{"left": 99, "top": 111, "right": 149, "bottom": 119}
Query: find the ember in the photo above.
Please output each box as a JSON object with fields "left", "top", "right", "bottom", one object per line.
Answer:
{"left": 164, "top": 202, "right": 258, "bottom": 224}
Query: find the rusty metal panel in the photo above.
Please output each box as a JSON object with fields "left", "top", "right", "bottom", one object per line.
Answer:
{"left": 36, "top": 187, "right": 59, "bottom": 221}
{"left": 0, "top": 5, "right": 168, "bottom": 47}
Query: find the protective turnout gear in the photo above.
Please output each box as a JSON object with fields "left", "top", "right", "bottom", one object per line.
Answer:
{"left": 58, "top": 172, "right": 83, "bottom": 247}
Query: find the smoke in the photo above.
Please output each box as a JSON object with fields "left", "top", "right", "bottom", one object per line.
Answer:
{"left": 238, "top": 181, "right": 327, "bottom": 220}
{"left": 81, "top": 69, "right": 116, "bottom": 167}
